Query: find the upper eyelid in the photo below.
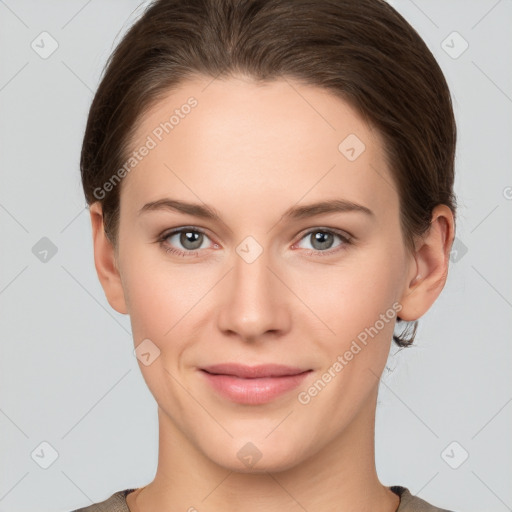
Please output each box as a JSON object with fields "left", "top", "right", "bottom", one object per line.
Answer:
{"left": 160, "top": 226, "right": 210, "bottom": 240}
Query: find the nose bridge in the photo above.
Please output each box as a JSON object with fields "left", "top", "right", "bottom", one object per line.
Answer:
{"left": 233, "top": 247, "right": 271, "bottom": 300}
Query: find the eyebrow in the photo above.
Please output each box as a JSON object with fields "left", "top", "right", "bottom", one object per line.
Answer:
{"left": 138, "top": 198, "right": 374, "bottom": 221}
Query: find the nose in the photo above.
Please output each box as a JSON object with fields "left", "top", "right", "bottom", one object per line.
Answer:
{"left": 216, "top": 247, "right": 292, "bottom": 343}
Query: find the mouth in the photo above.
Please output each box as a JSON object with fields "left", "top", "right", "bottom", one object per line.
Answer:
{"left": 199, "top": 363, "right": 312, "bottom": 405}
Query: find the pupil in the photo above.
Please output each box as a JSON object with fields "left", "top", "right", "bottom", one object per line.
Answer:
{"left": 181, "top": 231, "right": 202, "bottom": 250}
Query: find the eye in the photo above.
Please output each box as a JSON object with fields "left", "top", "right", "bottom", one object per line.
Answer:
{"left": 294, "top": 228, "right": 352, "bottom": 255}
{"left": 159, "top": 227, "right": 215, "bottom": 257}
{"left": 157, "top": 226, "right": 352, "bottom": 258}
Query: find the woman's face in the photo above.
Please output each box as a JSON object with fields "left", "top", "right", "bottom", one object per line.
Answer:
{"left": 109, "top": 76, "right": 416, "bottom": 471}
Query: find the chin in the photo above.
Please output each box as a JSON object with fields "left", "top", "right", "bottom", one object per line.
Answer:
{"left": 204, "top": 437, "right": 308, "bottom": 474}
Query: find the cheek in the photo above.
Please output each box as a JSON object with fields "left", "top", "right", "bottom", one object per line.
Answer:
{"left": 119, "top": 246, "right": 215, "bottom": 345}
{"left": 295, "top": 246, "right": 403, "bottom": 343}
{"left": 293, "top": 253, "right": 403, "bottom": 424}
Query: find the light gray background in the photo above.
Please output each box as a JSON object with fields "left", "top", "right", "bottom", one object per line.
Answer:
{"left": 0, "top": 1, "right": 511, "bottom": 511}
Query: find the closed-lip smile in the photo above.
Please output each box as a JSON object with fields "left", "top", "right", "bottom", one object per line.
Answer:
{"left": 199, "top": 363, "right": 312, "bottom": 404}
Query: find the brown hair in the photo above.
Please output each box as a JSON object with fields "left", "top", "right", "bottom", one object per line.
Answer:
{"left": 80, "top": 0, "right": 457, "bottom": 346}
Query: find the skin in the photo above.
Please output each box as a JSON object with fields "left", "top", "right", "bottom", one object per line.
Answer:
{"left": 89, "top": 75, "right": 454, "bottom": 512}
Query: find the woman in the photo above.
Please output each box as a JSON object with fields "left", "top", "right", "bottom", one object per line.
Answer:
{"left": 73, "top": 0, "right": 457, "bottom": 510}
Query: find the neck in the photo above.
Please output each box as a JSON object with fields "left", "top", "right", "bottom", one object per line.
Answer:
{"left": 129, "top": 389, "right": 399, "bottom": 512}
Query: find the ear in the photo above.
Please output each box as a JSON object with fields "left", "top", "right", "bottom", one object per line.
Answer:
{"left": 398, "top": 204, "right": 455, "bottom": 321}
{"left": 89, "top": 202, "right": 128, "bottom": 314}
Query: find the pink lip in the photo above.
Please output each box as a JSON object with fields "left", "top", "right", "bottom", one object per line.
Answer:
{"left": 200, "top": 364, "right": 312, "bottom": 405}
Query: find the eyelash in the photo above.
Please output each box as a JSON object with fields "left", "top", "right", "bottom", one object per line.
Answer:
{"left": 157, "top": 226, "right": 353, "bottom": 258}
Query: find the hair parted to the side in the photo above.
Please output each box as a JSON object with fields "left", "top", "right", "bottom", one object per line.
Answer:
{"left": 80, "top": 0, "right": 457, "bottom": 347}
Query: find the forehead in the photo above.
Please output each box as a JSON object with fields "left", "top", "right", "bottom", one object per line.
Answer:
{"left": 122, "top": 75, "right": 398, "bottom": 224}
{"left": 133, "top": 75, "right": 380, "bottom": 155}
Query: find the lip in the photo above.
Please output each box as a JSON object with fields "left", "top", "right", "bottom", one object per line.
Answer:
{"left": 199, "top": 363, "right": 312, "bottom": 405}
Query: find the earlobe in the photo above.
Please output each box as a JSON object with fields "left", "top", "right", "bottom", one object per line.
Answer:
{"left": 398, "top": 205, "right": 455, "bottom": 322}
{"left": 89, "top": 202, "right": 128, "bottom": 314}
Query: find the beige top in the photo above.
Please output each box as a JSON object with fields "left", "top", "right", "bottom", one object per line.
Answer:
{"left": 71, "top": 486, "right": 455, "bottom": 511}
